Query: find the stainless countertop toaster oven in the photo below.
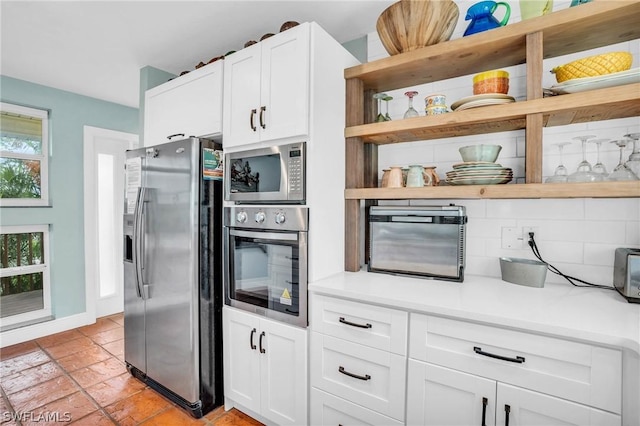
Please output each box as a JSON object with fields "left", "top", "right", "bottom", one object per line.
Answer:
{"left": 614, "top": 247, "right": 640, "bottom": 303}
{"left": 368, "top": 205, "right": 467, "bottom": 282}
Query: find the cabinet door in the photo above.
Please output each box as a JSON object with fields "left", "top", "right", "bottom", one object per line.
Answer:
{"left": 223, "top": 44, "right": 262, "bottom": 148}
{"left": 144, "top": 62, "right": 223, "bottom": 146}
{"left": 407, "top": 360, "right": 496, "bottom": 426}
{"left": 310, "top": 388, "right": 403, "bottom": 426}
{"left": 496, "top": 383, "right": 621, "bottom": 426}
{"left": 260, "top": 318, "right": 307, "bottom": 426}
{"left": 222, "top": 307, "right": 261, "bottom": 411}
{"left": 258, "top": 22, "right": 310, "bottom": 143}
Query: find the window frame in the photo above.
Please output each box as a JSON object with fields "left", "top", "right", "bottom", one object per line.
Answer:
{"left": 0, "top": 102, "right": 50, "bottom": 207}
{"left": 0, "top": 224, "right": 52, "bottom": 328}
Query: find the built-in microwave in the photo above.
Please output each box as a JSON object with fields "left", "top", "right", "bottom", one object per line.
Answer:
{"left": 224, "top": 142, "right": 305, "bottom": 204}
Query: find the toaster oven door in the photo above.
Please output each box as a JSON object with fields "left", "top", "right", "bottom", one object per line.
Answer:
{"left": 368, "top": 212, "right": 465, "bottom": 281}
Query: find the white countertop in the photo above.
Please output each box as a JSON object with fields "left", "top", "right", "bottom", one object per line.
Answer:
{"left": 309, "top": 270, "right": 640, "bottom": 353}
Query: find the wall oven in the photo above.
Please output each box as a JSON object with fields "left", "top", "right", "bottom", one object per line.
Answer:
{"left": 224, "top": 142, "right": 305, "bottom": 204}
{"left": 223, "top": 206, "right": 308, "bottom": 327}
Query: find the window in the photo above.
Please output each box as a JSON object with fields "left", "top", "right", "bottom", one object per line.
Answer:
{"left": 0, "top": 102, "right": 49, "bottom": 206}
{"left": 0, "top": 225, "right": 51, "bottom": 330}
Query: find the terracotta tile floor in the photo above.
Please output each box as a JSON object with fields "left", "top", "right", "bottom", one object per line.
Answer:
{"left": 0, "top": 313, "right": 262, "bottom": 425}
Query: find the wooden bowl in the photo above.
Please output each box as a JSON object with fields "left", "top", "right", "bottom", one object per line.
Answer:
{"left": 376, "top": 0, "right": 459, "bottom": 56}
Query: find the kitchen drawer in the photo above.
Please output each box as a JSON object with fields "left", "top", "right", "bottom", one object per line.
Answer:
{"left": 310, "top": 332, "right": 406, "bottom": 421}
{"left": 310, "top": 388, "right": 403, "bottom": 426}
{"left": 310, "top": 293, "right": 408, "bottom": 355}
{"left": 409, "top": 313, "right": 622, "bottom": 414}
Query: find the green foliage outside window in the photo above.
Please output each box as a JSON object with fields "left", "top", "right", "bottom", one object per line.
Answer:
{"left": 0, "top": 232, "right": 44, "bottom": 296}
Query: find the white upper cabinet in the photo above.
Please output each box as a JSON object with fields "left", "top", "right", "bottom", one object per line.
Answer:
{"left": 144, "top": 60, "right": 223, "bottom": 146}
{"left": 223, "top": 23, "right": 310, "bottom": 148}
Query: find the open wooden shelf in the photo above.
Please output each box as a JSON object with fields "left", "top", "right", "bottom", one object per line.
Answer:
{"left": 343, "top": 1, "right": 640, "bottom": 271}
{"left": 345, "top": 84, "right": 640, "bottom": 144}
{"left": 346, "top": 181, "right": 640, "bottom": 200}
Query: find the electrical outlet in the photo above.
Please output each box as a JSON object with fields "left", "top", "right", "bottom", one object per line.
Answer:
{"left": 522, "top": 226, "right": 539, "bottom": 244}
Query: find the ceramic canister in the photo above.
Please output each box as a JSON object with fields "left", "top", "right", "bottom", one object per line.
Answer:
{"left": 426, "top": 105, "right": 448, "bottom": 116}
{"left": 425, "top": 94, "right": 447, "bottom": 107}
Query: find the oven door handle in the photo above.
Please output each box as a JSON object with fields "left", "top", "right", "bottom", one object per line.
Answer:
{"left": 229, "top": 229, "right": 299, "bottom": 242}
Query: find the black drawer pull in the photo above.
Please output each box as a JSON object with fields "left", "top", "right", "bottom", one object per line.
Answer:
{"left": 250, "top": 108, "right": 257, "bottom": 131}
{"left": 474, "top": 346, "right": 525, "bottom": 363}
{"left": 339, "top": 317, "right": 372, "bottom": 329}
{"left": 338, "top": 366, "right": 371, "bottom": 381}
{"left": 259, "top": 331, "right": 266, "bottom": 353}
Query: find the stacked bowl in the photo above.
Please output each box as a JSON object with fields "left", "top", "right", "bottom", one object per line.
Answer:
{"left": 446, "top": 145, "right": 513, "bottom": 185}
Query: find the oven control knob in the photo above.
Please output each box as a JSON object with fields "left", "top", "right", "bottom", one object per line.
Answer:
{"left": 255, "top": 211, "right": 266, "bottom": 224}
{"left": 236, "top": 211, "right": 248, "bottom": 224}
{"left": 275, "top": 212, "right": 286, "bottom": 225}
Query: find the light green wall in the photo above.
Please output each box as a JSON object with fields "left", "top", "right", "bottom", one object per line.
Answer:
{"left": 0, "top": 75, "right": 138, "bottom": 319}
{"left": 342, "top": 35, "right": 368, "bottom": 63}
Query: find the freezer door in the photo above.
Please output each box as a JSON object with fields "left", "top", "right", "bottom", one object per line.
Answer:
{"left": 142, "top": 138, "right": 202, "bottom": 403}
{"left": 124, "top": 214, "right": 146, "bottom": 372}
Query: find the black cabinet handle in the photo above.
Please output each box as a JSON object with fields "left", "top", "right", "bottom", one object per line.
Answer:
{"left": 338, "top": 366, "right": 371, "bottom": 381}
{"left": 482, "top": 397, "right": 488, "bottom": 426}
{"left": 167, "top": 133, "right": 185, "bottom": 140}
{"left": 259, "top": 331, "right": 266, "bottom": 353}
{"left": 505, "top": 404, "right": 511, "bottom": 426}
{"left": 259, "top": 106, "right": 266, "bottom": 129}
{"left": 474, "top": 347, "right": 525, "bottom": 363}
{"left": 250, "top": 328, "right": 257, "bottom": 350}
{"left": 250, "top": 108, "right": 257, "bottom": 131}
{"left": 339, "top": 317, "right": 372, "bottom": 329}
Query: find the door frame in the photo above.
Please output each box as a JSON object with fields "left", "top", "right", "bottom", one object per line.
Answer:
{"left": 83, "top": 126, "right": 138, "bottom": 320}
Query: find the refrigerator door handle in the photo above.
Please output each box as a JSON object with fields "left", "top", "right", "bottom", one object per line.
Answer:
{"left": 133, "top": 186, "right": 147, "bottom": 299}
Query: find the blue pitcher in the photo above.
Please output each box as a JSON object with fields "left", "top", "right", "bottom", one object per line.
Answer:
{"left": 463, "top": 1, "right": 511, "bottom": 37}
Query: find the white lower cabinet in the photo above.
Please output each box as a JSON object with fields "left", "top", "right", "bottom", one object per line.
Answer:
{"left": 310, "top": 387, "right": 403, "bottom": 426}
{"left": 223, "top": 306, "right": 307, "bottom": 425}
{"left": 407, "top": 360, "right": 621, "bottom": 426}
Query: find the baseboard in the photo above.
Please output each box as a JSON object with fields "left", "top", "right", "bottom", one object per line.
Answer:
{"left": 0, "top": 311, "right": 95, "bottom": 347}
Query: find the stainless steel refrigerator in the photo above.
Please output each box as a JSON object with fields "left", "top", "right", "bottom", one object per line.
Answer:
{"left": 123, "top": 137, "right": 224, "bottom": 418}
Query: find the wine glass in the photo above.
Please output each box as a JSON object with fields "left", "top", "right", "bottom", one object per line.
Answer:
{"left": 373, "top": 93, "right": 387, "bottom": 123}
{"left": 589, "top": 138, "right": 609, "bottom": 176}
{"left": 567, "top": 134, "right": 604, "bottom": 182}
{"left": 607, "top": 139, "right": 639, "bottom": 181}
{"left": 545, "top": 142, "right": 571, "bottom": 183}
{"left": 623, "top": 133, "right": 640, "bottom": 178}
{"left": 383, "top": 95, "right": 393, "bottom": 121}
{"left": 403, "top": 91, "right": 419, "bottom": 119}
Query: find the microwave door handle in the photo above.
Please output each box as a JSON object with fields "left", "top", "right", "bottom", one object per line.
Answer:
{"left": 229, "top": 229, "right": 298, "bottom": 242}
{"left": 390, "top": 216, "right": 434, "bottom": 223}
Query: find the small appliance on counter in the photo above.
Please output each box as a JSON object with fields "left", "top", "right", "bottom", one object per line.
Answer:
{"left": 613, "top": 248, "right": 640, "bottom": 303}
{"left": 368, "top": 205, "right": 467, "bottom": 281}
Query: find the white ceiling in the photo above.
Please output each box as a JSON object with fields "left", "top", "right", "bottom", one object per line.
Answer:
{"left": 1, "top": 0, "right": 394, "bottom": 108}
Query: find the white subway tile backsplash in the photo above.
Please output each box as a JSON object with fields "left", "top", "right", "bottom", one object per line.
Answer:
{"left": 626, "top": 222, "right": 640, "bottom": 245}
{"left": 543, "top": 262, "right": 614, "bottom": 288}
{"left": 486, "top": 199, "right": 585, "bottom": 220}
{"left": 584, "top": 243, "right": 623, "bottom": 266}
{"left": 532, "top": 240, "right": 584, "bottom": 264}
{"left": 585, "top": 198, "right": 640, "bottom": 221}
{"left": 467, "top": 218, "right": 516, "bottom": 238}
{"left": 581, "top": 221, "right": 628, "bottom": 244}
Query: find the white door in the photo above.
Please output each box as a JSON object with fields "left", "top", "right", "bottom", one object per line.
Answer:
{"left": 496, "top": 383, "right": 621, "bottom": 426}
{"left": 260, "top": 318, "right": 308, "bottom": 426}
{"left": 407, "top": 360, "right": 496, "bottom": 426}
{"left": 223, "top": 307, "right": 261, "bottom": 411}
{"left": 83, "top": 126, "right": 137, "bottom": 318}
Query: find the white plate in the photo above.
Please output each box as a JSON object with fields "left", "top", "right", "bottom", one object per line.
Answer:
{"left": 452, "top": 162, "right": 503, "bottom": 169}
{"left": 455, "top": 98, "right": 515, "bottom": 111}
{"left": 548, "top": 67, "right": 640, "bottom": 94}
{"left": 445, "top": 176, "right": 512, "bottom": 185}
{"left": 451, "top": 94, "right": 515, "bottom": 111}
